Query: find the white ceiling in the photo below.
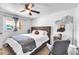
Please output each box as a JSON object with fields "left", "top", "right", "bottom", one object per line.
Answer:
{"left": 0, "top": 3, "right": 78, "bottom": 18}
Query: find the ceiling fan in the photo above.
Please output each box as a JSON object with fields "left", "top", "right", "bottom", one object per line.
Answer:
{"left": 20, "top": 3, "right": 40, "bottom": 16}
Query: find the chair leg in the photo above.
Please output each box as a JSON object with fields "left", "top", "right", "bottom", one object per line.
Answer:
{"left": 49, "top": 52, "right": 53, "bottom": 55}
{"left": 48, "top": 51, "right": 50, "bottom": 55}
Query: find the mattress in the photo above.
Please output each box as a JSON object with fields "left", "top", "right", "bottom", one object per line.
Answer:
{"left": 5, "top": 34, "right": 49, "bottom": 55}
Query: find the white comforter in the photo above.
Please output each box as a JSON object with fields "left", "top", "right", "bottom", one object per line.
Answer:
{"left": 5, "top": 34, "right": 49, "bottom": 55}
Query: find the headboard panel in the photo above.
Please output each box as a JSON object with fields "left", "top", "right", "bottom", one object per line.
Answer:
{"left": 31, "top": 26, "right": 51, "bottom": 40}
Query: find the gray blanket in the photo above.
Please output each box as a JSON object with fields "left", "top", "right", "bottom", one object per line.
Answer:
{"left": 12, "top": 35, "right": 36, "bottom": 53}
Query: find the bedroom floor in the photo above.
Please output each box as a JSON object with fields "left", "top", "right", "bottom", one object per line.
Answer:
{"left": 0, "top": 46, "right": 49, "bottom": 55}
{"left": 36, "top": 46, "right": 49, "bottom": 55}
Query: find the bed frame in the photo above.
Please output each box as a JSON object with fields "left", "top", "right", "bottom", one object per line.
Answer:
{"left": 30, "top": 26, "right": 51, "bottom": 55}
{"left": 4, "top": 26, "right": 51, "bottom": 55}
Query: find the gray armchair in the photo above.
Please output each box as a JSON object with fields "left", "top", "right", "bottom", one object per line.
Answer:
{"left": 49, "top": 40, "right": 70, "bottom": 55}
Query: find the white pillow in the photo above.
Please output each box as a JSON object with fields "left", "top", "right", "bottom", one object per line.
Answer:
{"left": 43, "top": 31, "right": 48, "bottom": 35}
{"left": 38, "top": 30, "right": 48, "bottom": 35}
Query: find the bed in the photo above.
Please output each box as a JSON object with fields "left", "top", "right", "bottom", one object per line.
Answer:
{"left": 4, "top": 26, "right": 51, "bottom": 55}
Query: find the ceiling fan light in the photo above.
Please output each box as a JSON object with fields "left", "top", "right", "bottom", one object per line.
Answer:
{"left": 25, "top": 10, "right": 30, "bottom": 13}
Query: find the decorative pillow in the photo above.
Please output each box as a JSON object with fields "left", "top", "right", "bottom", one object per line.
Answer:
{"left": 32, "top": 30, "right": 36, "bottom": 34}
{"left": 32, "top": 30, "right": 48, "bottom": 35}
{"left": 34, "top": 30, "right": 39, "bottom": 35}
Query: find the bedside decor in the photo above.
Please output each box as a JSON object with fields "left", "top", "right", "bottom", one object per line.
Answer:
{"left": 57, "top": 24, "right": 65, "bottom": 32}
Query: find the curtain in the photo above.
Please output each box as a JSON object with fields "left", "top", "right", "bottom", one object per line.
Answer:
{"left": 13, "top": 16, "right": 19, "bottom": 31}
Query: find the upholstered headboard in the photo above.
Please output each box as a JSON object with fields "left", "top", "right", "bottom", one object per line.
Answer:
{"left": 31, "top": 26, "right": 51, "bottom": 40}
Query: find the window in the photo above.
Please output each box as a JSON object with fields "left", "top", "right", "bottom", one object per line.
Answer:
{"left": 6, "top": 17, "right": 15, "bottom": 30}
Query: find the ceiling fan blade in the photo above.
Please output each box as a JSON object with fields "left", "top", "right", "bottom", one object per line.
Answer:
{"left": 31, "top": 10, "right": 40, "bottom": 14}
{"left": 20, "top": 10, "right": 26, "bottom": 12}
{"left": 25, "top": 3, "right": 34, "bottom": 9}
{"left": 21, "top": 3, "right": 40, "bottom": 16}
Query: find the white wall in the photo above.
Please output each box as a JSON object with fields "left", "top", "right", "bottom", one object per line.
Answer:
{"left": 31, "top": 8, "right": 76, "bottom": 44}
{"left": 75, "top": 4, "right": 79, "bottom": 47}
{"left": 32, "top": 8, "right": 75, "bottom": 26}
{"left": 32, "top": 8, "right": 75, "bottom": 33}
{"left": 0, "top": 15, "right": 4, "bottom": 47}
{"left": 0, "top": 15, "right": 3, "bottom": 33}
{"left": 3, "top": 17, "right": 31, "bottom": 39}
{"left": 0, "top": 13, "right": 31, "bottom": 47}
